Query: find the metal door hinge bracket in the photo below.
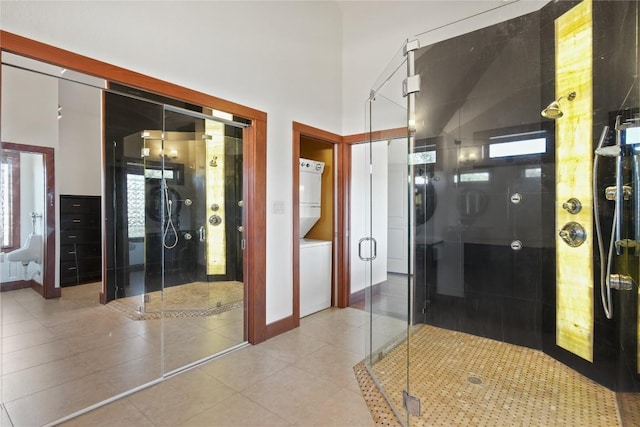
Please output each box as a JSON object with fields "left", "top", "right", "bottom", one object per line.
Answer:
{"left": 403, "top": 75, "right": 421, "bottom": 97}
{"left": 403, "top": 389, "right": 421, "bottom": 416}
{"left": 403, "top": 39, "right": 420, "bottom": 56}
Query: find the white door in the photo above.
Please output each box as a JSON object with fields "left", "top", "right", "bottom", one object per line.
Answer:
{"left": 387, "top": 139, "right": 410, "bottom": 274}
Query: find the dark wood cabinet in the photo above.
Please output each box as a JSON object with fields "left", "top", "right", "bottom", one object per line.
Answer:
{"left": 59, "top": 195, "right": 102, "bottom": 286}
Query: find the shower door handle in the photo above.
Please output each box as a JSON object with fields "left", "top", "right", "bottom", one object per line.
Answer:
{"left": 358, "top": 237, "right": 377, "bottom": 261}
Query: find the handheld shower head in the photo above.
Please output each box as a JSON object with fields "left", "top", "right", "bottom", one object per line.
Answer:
{"left": 595, "top": 145, "right": 621, "bottom": 157}
{"left": 541, "top": 91, "right": 577, "bottom": 119}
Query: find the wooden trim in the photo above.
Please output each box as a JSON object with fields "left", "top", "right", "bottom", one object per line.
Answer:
{"left": 0, "top": 280, "right": 32, "bottom": 292}
{"left": 245, "top": 119, "right": 267, "bottom": 344}
{"left": 43, "top": 145, "right": 56, "bottom": 299}
{"left": 1, "top": 142, "right": 56, "bottom": 299}
{"left": 292, "top": 126, "right": 302, "bottom": 329}
{"left": 336, "top": 142, "right": 351, "bottom": 308}
{"left": 1, "top": 31, "right": 267, "bottom": 344}
{"left": 289, "top": 122, "right": 346, "bottom": 338}
{"left": 0, "top": 31, "right": 266, "bottom": 123}
{"left": 266, "top": 314, "right": 297, "bottom": 339}
{"left": 343, "top": 127, "right": 407, "bottom": 145}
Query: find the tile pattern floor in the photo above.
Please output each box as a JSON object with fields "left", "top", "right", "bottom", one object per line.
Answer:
{"left": 58, "top": 307, "right": 377, "bottom": 427}
{"left": 369, "top": 324, "right": 623, "bottom": 426}
{"left": 0, "top": 283, "right": 245, "bottom": 426}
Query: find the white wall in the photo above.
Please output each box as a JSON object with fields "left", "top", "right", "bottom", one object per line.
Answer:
{"left": 58, "top": 79, "right": 102, "bottom": 196}
{"left": 0, "top": 0, "right": 343, "bottom": 324}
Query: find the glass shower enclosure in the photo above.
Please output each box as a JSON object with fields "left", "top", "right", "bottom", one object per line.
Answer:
{"left": 362, "top": 1, "right": 640, "bottom": 425}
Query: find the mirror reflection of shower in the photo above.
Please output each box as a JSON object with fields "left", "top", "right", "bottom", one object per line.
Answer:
{"left": 162, "top": 178, "right": 179, "bottom": 249}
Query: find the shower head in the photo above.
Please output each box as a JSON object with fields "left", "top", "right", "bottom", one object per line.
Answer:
{"left": 541, "top": 101, "right": 563, "bottom": 119}
{"left": 541, "top": 91, "right": 577, "bottom": 119}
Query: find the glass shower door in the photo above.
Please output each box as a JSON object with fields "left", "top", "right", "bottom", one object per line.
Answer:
{"left": 361, "top": 43, "right": 414, "bottom": 425}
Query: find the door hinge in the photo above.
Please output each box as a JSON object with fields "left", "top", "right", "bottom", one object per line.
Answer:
{"left": 403, "top": 389, "right": 421, "bottom": 416}
{"left": 403, "top": 75, "right": 421, "bottom": 97}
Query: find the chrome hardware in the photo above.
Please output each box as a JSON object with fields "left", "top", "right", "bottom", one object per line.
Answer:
{"left": 198, "top": 226, "right": 206, "bottom": 242}
{"left": 616, "top": 239, "right": 640, "bottom": 251}
{"left": 237, "top": 226, "right": 243, "bottom": 233}
{"left": 183, "top": 232, "right": 192, "bottom": 240}
{"left": 209, "top": 215, "right": 222, "bottom": 226}
{"left": 358, "top": 237, "right": 377, "bottom": 261}
{"left": 402, "top": 75, "right": 421, "bottom": 97}
{"left": 184, "top": 198, "right": 192, "bottom": 206}
{"left": 510, "top": 240, "right": 523, "bottom": 251}
{"left": 559, "top": 222, "right": 587, "bottom": 247}
{"left": 210, "top": 203, "right": 219, "bottom": 211}
{"left": 610, "top": 274, "right": 634, "bottom": 291}
{"left": 562, "top": 198, "right": 582, "bottom": 214}
{"left": 403, "top": 389, "right": 421, "bottom": 417}
{"left": 605, "top": 185, "right": 632, "bottom": 201}
{"left": 510, "top": 193, "right": 522, "bottom": 204}
{"left": 238, "top": 200, "right": 243, "bottom": 207}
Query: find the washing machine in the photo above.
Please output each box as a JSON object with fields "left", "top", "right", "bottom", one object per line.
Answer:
{"left": 300, "top": 238, "right": 332, "bottom": 317}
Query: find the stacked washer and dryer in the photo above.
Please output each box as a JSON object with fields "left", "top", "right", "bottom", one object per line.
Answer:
{"left": 299, "top": 158, "right": 332, "bottom": 317}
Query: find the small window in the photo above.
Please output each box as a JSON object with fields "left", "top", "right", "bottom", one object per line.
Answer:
{"left": 489, "top": 137, "right": 546, "bottom": 158}
{"left": 126, "top": 173, "right": 146, "bottom": 239}
{"left": 0, "top": 150, "right": 20, "bottom": 250}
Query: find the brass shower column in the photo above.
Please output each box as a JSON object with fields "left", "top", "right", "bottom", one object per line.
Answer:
{"left": 554, "top": 0, "right": 594, "bottom": 363}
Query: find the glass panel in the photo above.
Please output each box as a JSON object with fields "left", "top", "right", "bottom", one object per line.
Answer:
{"left": 161, "top": 107, "right": 245, "bottom": 373}
{"left": 0, "top": 59, "right": 164, "bottom": 427}
{"left": 402, "top": 1, "right": 640, "bottom": 426}
{"left": 360, "top": 43, "right": 412, "bottom": 424}
{"left": 0, "top": 52, "right": 248, "bottom": 425}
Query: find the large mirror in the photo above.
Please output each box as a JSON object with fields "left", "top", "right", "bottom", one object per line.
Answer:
{"left": 0, "top": 49, "right": 253, "bottom": 426}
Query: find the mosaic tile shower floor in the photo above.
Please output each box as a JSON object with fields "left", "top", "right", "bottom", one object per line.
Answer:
{"left": 357, "top": 324, "right": 624, "bottom": 426}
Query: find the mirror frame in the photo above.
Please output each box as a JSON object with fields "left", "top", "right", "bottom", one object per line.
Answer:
{"left": 0, "top": 30, "right": 268, "bottom": 344}
{"left": 0, "top": 142, "right": 57, "bottom": 298}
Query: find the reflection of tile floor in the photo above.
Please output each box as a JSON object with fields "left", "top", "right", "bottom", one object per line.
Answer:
{"left": 367, "top": 324, "right": 624, "bottom": 426}
{"left": 1, "top": 283, "right": 244, "bottom": 426}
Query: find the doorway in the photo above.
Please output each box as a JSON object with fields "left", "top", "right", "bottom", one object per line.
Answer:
{"left": 291, "top": 122, "right": 344, "bottom": 328}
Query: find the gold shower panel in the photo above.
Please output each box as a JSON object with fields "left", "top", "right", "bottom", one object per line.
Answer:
{"left": 555, "top": 0, "right": 594, "bottom": 362}
{"left": 205, "top": 122, "right": 227, "bottom": 275}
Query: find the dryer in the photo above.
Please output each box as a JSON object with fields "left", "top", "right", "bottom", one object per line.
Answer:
{"left": 299, "top": 158, "right": 324, "bottom": 237}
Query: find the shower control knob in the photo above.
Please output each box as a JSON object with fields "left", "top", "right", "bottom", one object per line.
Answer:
{"left": 183, "top": 232, "right": 192, "bottom": 240}
{"left": 562, "top": 198, "right": 582, "bottom": 214}
{"left": 510, "top": 240, "right": 523, "bottom": 251}
{"left": 210, "top": 203, "right": 219, "bottom": 211}
{"left": 510, "top": 193, "right": 522, "bottom": 204}
{"left": 237, "top": 226, "right": 243, "bottom": 233}
{"left": 209, "top": 215, "right": 222, "bottom": 226}
{"left": 238, "top": 200, "right": 243, "bottom": 207}
{"left": 559, "top": 221, "right": 587, "bottom": 247}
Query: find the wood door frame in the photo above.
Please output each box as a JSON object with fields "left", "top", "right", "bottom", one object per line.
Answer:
{"left": 0, "top": 31, "right": 268, "bottom": 344}
{"left": 288, "top": 122, "right": 347, "bottom": 329}
{"left": 0, "top": 142, "right": 58, "bottom": 299}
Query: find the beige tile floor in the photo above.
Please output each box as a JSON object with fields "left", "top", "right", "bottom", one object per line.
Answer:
{"left": 1, "top": 283, "right": 388, "bottom": 426}
{"left": 60, "top": 307, "right": 378, "bottom": 427}
{"left": 0, "top": 283, "right": 248, "bottom": 426}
